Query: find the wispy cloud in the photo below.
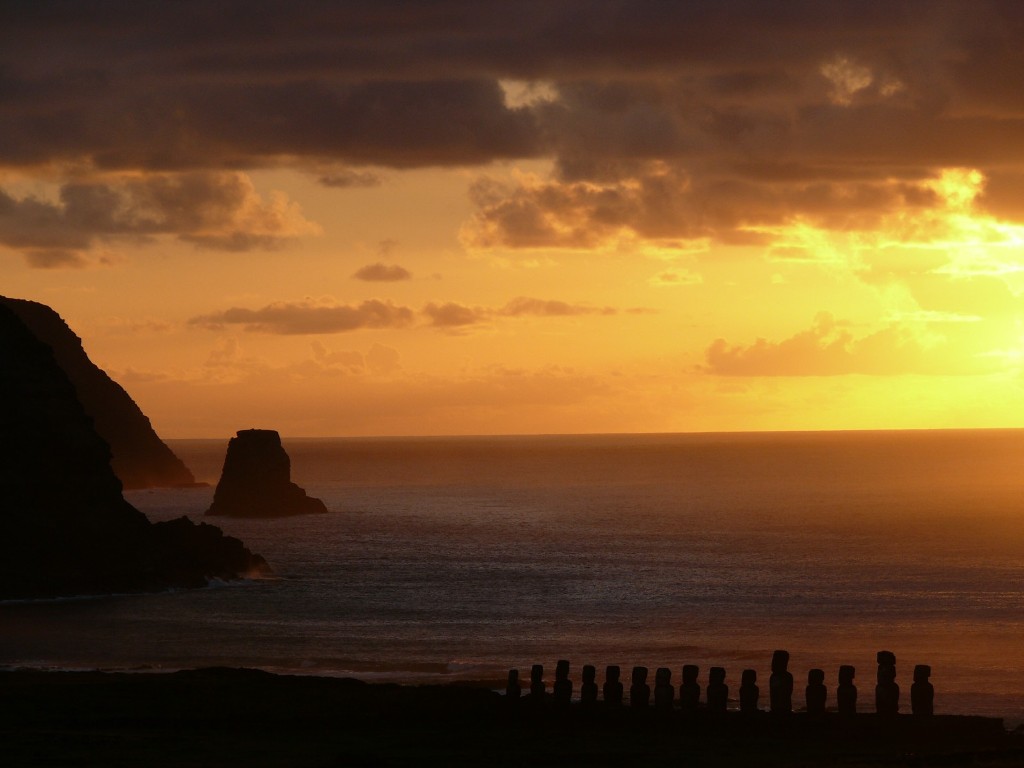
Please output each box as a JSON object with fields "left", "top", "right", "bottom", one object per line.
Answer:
{"left": 705, "top": 312, "right": 999, "bottom": 376}
{"left": 0, "top": 172, "right": 319, "bottom": 267}
{"left": 193, "top": 295, "right": 639, "bottom": 334}
{"left": 353, "top": 262, "right": 412, "bottom": 281}
{"left": 190, "top": 299, "right": 415, "bottom": 334}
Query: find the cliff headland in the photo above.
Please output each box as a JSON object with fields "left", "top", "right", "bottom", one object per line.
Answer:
{"left": 0, "top": 296, "right": 198, "bottom": 489}
{"left": 0, "top": 300, "right": 268, "bottom": 599}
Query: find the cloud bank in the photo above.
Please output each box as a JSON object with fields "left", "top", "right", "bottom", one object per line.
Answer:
{"left": 0, "top": 172, "right": 318, "bottom": 265}
{"left": 194, "top": 296, "right": 634, "bottom": 334}
{"left": 5, "top": 0, "right": 1024, "bottom": 251}
{"left": 190, "top": 299, "right": 415, "bottom": 334}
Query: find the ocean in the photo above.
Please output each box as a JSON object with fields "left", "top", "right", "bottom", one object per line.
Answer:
{"left": 3, "top": 430, "right": 1024, "bottom": 722}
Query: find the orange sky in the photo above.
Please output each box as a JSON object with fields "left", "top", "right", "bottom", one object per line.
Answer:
{"left": 4, "top": 2, "right": 1024, "bottom": 437}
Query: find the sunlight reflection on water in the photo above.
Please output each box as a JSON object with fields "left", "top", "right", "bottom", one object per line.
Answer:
{"left": 3, "top": 430, "right": 1024, "bottom": 720}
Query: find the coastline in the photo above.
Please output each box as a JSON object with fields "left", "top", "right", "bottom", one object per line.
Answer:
{"left": 2, "top": 667, "right": 1020, "bottom": 767}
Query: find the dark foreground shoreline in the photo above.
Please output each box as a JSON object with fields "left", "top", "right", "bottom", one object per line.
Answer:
{"left": 2, "top": 668, "right": 1020, "bottom": 767}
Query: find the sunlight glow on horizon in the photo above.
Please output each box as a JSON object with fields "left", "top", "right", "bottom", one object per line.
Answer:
{"left": 5, "top": 6, "right": 1024, "bottom": 437}
{"left": 6, "top": 163, "right": 1024, "bottom": 439}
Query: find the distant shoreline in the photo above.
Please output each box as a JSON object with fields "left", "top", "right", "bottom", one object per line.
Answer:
{"left": 1, "top": 667, "right": 1021, "bottom": 767}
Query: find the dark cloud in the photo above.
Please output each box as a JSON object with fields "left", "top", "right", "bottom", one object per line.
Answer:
{"left": 0, "top": 74, "right": 541, "bottom": 170}
{"left": 23, "top": 249, "right": 90, "bottom": 269}
{"left": 499, "top": 297, "right": 616, "bottom": 316}
{"left": 464, "top": 165, "right": 934, "bottom": 248}
{"left": 353, "top": 262, "right": 412, "bottom": 281}
{"left": 976, "top": 171, "right": 1024, "bottom": 220}
{"left": 190, "top": 295, "right": 629, "bottom": 335}
{"left": 190, "top": 299, "right": 415, "bottom": 334}
{"left": 705, "top": 312, "right": 996, "bottom": 376}
{"left": 4, "top": 2, "right": 1022, "bottom": 165}
{"left": 0, "top": 172, "right": 317, "bottom": 266}
{"left": 6, "top": 0, "right": 1024, "bottom": 242}
{"left": 318, "top": 169, "right": 382, "bottom": 188}
{"left": 4, "top": 1, "right": 980, "bottom": 86}
{"left": 422, "top": 301, "right": 483, "bottom": 328}
{"left": 423, "top": 296, "right": 625, "bottom": 328}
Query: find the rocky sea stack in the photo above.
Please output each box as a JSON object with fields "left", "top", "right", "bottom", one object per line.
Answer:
{"left": 0, "top": 296, "right": 198, "bottom": 490}
{"left": 206, "top": 429, "right": 328, "bottom": 518}
{"left": 0, "top": 301, "right": 270, "bottom": 600}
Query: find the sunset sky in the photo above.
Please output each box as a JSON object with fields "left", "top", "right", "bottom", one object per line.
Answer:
{"left": 4, "top": 1, "right": 1024, "bottom": 437}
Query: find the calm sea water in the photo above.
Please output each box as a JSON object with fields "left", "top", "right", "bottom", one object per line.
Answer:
{"left": 4, "top": 430, "right": 1024, "bottom": 721}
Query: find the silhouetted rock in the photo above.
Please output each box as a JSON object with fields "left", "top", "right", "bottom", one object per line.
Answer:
{"left": 630, "top": 666, "right": 650, "bottom": 708}
{"left": 0, "top": 296, "right": 198, "bottom": 489}
{"left": 603, "top": 665, "right": 623, "bottom": 706}
{"left": 146, "top": 515, "right": 271, "bottom": 588}
{"left": 505, "top": 669, "right": 521, "bottom": 699}
{"left": 654, "top": 667, "right": 674, "bottom": 711}
{"left": 912, "top": 664, "right": 934, "bottom": 716}
{"left": 205, "top": 429, "right": 328, "bottom": 517}
{"left": 838, "top": 665, "right": 857, "bottom": 715}
{"left": 770, "top": 650, "right": 794, "bottom": 714}
{"left": 806, "top": 668, "right": 827, "bottom": 716}
{"left": 0, "top": 302, "right": 270, "bottom": 600}
{"left": 740, "top": 669, "right": 759, "bottom": 714}
{"left": 680, "top": 664, "right": 700, "bottom": 713}
{"left": 530, "top": 664, "right": 546, "bottom": 699}
{"left": 553, "top": 659, "right": 572, "bottom": 708}
{"left": 2, "top": 668, "right": 1012, "bottom": 766}
{"left": 580, "top": 665, "right": 598, "bottom": 708}
{"left": 770, "top": 651, "right": 790, "bottom": 720}
{"left": 876, "top": 651, "right": 900, "bottom": 715}
{"left": 707, "top": 667, "right": 728, "bottom": 713}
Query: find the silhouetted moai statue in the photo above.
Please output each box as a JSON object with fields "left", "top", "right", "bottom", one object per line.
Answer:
{"left": 530, "top": 663, "right": 546, "bottom": 704}
{"left": 875, "top": 651, "right": 899, "bottom": 715}
{"left": 603, "top": 665, "right": 623, "bottom": 706}
{"left": 911, "top": 664, "right": 934, "bottom": 716}
{"left": 554, "top": 659, "right": 572, "bottom": 708}
{"left": 630, "top": 666, "right": 651, "bottom": 708}
{"left": 740, "top": 669, "right": 759, "bottom": 714}
{"left": 581, "top": 664, "right": 598, "bottom": 708}
{"left": 707, "top": 667, "right": 728, "bottom": 714}
{"left": 769, "top": 650, "right": 793, "bottom": 714}
{"left": 654, "top": 667, "right": 675, "bottom": 712}
{"left": 806, "top": 668, "right": 827, "bottom": 716}
{"left": 506, "top": 668, "right": 521, "bottom": 699}
{"left": 680, "top": 664, "right": 701, "bottom": 713}
{"left": 837, "top": 665, "right": 857, "bottom": 715}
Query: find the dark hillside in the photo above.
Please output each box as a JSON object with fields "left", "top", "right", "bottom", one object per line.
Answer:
{"left": 0, "top": 296, "right": 197, "bottom": 489}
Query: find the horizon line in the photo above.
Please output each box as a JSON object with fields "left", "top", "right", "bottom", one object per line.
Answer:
{"left": 161, "top": 425, "right": 1024, "bottom": 442}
